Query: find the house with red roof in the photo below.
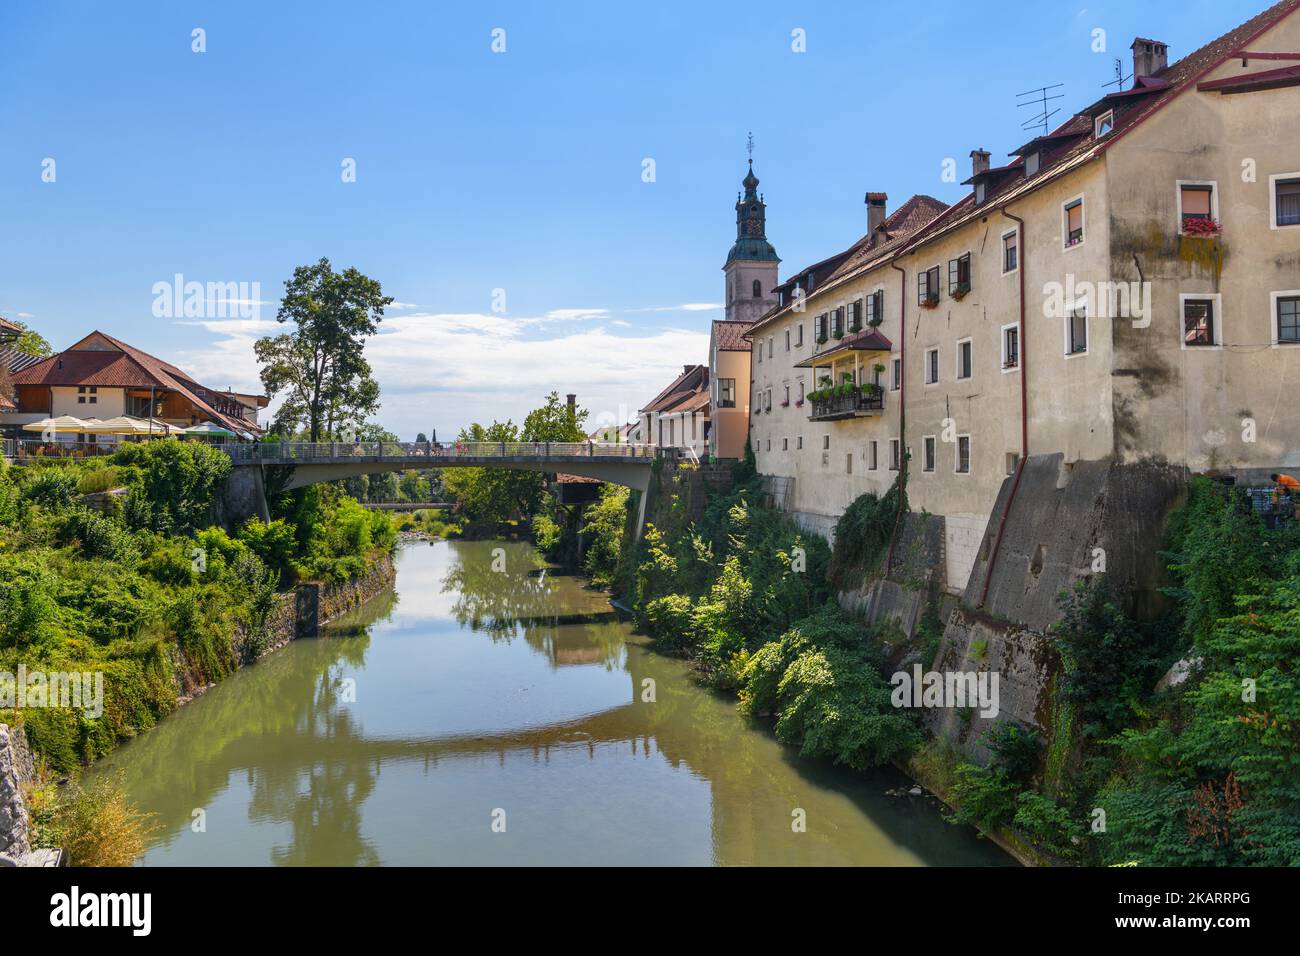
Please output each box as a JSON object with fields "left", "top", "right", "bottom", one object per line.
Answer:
{"left": 744, "top": 0, "right": 1300, "bottom": 599}
{"left": 637, "top": 363, "right": 710, "bottom": 457}
{"left": 2, "top": 330, "right": 267, "bottom": 440}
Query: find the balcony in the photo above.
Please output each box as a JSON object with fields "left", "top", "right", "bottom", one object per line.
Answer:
{"left": 808, "top": 388, "right": 885, "bottom": 422}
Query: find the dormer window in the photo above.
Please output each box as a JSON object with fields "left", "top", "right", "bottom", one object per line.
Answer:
{"left": 1095, "top": 110, "right": 1115, "bottom": 138}
{"left": 974, "top": 182, "right": 987, "bottom": 205}
{"left": 1025, "top": 151, "right": 1040, "bottom": 177}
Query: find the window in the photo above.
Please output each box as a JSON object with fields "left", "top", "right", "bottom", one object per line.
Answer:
{"left": 752, "top": 279, "right": 762, "bottom": 298}
{"left": 1274, "top": 292, "right": 1300, "bottom": 345}
{"left": 831, "top": 308, "right": 843, "bottom": 337}
{"left": 1002, "top": 230, "right": 1018, "bottom": 274}
{"left": 891, "top": 357, "right": 902, "bottom": 390}
{"left": 866, "top": 289, "right": 883, "bottom": 325}
{"left": 1067, "top": 304, "right": 1088, "bottom": 355}
{"left": 956, "top": 338, "right": 973, "bottom": 379}
{"left": 1064, "top": 198, "right": 1084, "bottom": 248}
{"left": 849, "top": 298, "right": 863, "bottom": 332}
{"left": 797, "top": 436, "right": 803, "bottom": 449}
{"left": 783, "top": 384, "right": 790, "bottom": 405}
{"left": 784, "top": 329, "right": 790, "bottom": 351}
{"left": 795, "top": 323, "right": 803, "bottom": 346}
{"left": 1177, "top": 182, "right": 1217, "bottom": 233}
{"left": 76, "top": 385, "right": 98, "bottom": 405}
{"left": 1001, "top": 323, "right": 1020, "bottom": 371}
{"left": 816, "top": 313, "right": 828, "bottom": 341}
{"left": 764, "top": 389, "right": 772, "bottom": 411}
{"left": 1024, "top": 151, "right": 1040, "bottom": 177}
{"left": 949, "top": 254, "right": 971, "bottom": 295}
{"left": 798, "top": 381, "right": 804, "bottom": 403}
{"left": 1005, "top": 452, "right": 1019, "bottom": 476}
{"left": 922, "top": 436, "right": 936, "bottom": 473}
{"left": 822, "top": 434, "right": 830, "bottom": 450}
{"left": 868, "top": 441, "right": 878, "bottom": 470}
{"left": 1094, "top": 110, "right": 1114, "bottom": 138}
{"left": 889, "top": 439, "right": 901, "bottom": 471}
{"left": 924, "top": 347, "right": 939, "bottom": 384}
{"left": 955, "top": 435, "right": 971, "bottom": 474}
{"left": 768, "top": 337, "right": 773, "bottom": 358}
{"left": 782, "top": 438, "right": 788, "bottom": 450}
{"left": 766, "top": 439, "right": 770, "bottom": 451}
{"left": 998, "top": 231, "right": 1019, "bottom": 273}
{"left": 975, "top": 182, "right": 987, "bottom": 205}
{"left": 918, "top": 266, "right": 940, "bottom": 306}
{"left": 718, "top": 378, "right": 736, "bottom": 408}
{"left": 756, "top": 342, "right": 762, "bottom": 364}
{"left": 846, "top": 453, "right": 853, "bottom": 474}
{"left": 1272, "top": 174, "right": 1300, "bottom": 229}
{"left": 1181, "top": 295, "right": 1220, "bottom": 348}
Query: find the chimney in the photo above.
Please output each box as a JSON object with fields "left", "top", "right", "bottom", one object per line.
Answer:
{"left": 566, "top": 393, "right": 576, "bottom": 417}
{"left": 865, "top": 192, "right": 888, "bottom": 232}
{"left": 1131, "top": 38, "right": 1168, "bottom": 79}
{"left": 970, "top": 149, "right": 991, "bottom": 177}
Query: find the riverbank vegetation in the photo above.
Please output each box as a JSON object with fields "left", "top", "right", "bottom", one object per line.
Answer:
{"left": 0, "top": 439, "right": 399, "bottom": 862}
{"left": 939, "top": 478, "right": 1300, "bottom": 865}
{"left": 619, "top": 471, "right": 921, "bottom": 770}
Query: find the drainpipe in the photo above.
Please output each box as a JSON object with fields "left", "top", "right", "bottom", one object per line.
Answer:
{"left": 979, "top": 209, "right": 1028, "bottom": 609}
{"left": 884, "top": 262, "right": 908, "bottom": 573}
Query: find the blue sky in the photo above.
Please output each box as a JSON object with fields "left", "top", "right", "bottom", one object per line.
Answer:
{"left": 0, "top": 0, "right": 1266, "bottom": 438}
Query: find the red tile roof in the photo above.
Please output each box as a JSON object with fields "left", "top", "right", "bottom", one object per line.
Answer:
{"left": 12, "top": 330, "right": 262, "bottom": 434}
{"left": 712, "top": 320, "right": 753, "bottom": 351}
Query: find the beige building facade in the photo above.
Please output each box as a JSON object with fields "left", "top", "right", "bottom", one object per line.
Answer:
{"left": 747, "top": 1, "right": 1300, "bottom": 594}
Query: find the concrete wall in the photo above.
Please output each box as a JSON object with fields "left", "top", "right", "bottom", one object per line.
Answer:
{"left": 51, "top": 385, "right": 126, "bottom": 419}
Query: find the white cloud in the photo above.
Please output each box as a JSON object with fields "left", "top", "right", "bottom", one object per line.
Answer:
{"left": 626, "top": 303, "right": 723, "bottom": 314}
{"left": 170, "top": 309, "right": 710, "bottom": 438}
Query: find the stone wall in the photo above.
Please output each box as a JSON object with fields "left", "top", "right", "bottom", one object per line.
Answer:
{"left": 0, "top": 723, "right": 33, "bottom": 862}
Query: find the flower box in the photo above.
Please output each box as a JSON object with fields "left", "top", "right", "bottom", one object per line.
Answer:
{"left": 951, "top": 282, "right": 971, "bottom": 301}
{"left": 1182, "top": 217, "right": 1222, "bottom": 237}
{"left": 921, "top": 293, "right": 940, "bottom": 310}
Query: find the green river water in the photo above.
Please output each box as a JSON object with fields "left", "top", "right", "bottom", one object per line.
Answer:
{"left": 87, "top": 539, "right": 1013, "bottom": 866}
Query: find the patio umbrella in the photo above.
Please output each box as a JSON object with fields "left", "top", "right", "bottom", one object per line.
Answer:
{"left": 82, "top": 416, "right": 185, "bottom": 436}
{"left": 22, "top": 416, "right": 101, "bottom": 434}
{"left": 184, "top": 422, "right": 238, "bottom": 438}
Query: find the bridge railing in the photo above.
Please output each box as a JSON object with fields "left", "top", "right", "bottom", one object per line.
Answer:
{"left": 221, "top": 441, "right": 660, "bottom": 463}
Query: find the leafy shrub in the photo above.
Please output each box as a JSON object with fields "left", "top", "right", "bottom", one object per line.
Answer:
{"left": 58, "top": 507, "right": 140, "bottom": 562}
{"left": 112, "top": 439, "right": 231, "bottom": 536}
{"left": 640, "top": 594, "right": 693, "bottom": 651}
{"left": 237, "top": 518, "right": 299, "bottom": 585}
{"left": 828, "top": 478, "right": 906, "bottom": 585}
{"left": 1013, "top": 791, "right": 1081, "bottom": 859}
{"left": 36, "top": 775, "right": 158, "bottom": 866}
{"left": 22, "top": 468, "right": 80, "bottom": 510}
{"left": 984, "top": 721, "right": 1043, "bottom": 782}
{"left": 948, "top": 762, "right": 1018, "bottom": 832}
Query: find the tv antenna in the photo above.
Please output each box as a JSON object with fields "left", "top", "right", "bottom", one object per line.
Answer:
{"left": 1102, "top": 57, "right": 1132, "bottom": 92}
{"left": 1017, "top": 83, "right": 1064, "bottom": 138}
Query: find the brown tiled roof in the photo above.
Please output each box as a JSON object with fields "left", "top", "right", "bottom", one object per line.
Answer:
{"left": 12, "top": 330, "right": 261, "bottom": 434}
{"left": 747, "top": 194, "right": 949, "bottom": 336}
{"left": 905, "top": 0, "right": 1300, "bottom": 255}
{"left": 712, "top": 320, "right": 753, "bottom": 351}
{"left": 793, "top": 328, "right": 893, "bottom": 367}
{"left": 0, "top": 317, "right": 23, "bottom": 335}
{"left": 641, "top": 364, "right": 708, "bottom": 414}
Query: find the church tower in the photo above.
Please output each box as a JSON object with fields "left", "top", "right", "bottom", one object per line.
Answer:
{"left": 723, "top": 153, "right": 779, "bottom": 324}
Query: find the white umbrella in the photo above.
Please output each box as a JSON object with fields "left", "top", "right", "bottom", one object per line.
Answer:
{"left": 22, "top": 416, "right": 101, "bottom": 434}
{"left": 82, "top": 416, "right": 185, "bottom": 436}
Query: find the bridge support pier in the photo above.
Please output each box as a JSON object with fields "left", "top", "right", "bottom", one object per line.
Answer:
{"left": 217, "top": 464, "right": 271, "bottom": 530}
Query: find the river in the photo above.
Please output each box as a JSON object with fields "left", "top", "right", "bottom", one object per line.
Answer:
{"left": 87, "top": 539, "right": 1013, "bottom": 866}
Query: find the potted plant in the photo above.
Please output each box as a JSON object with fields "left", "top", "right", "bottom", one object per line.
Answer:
{"left": 832, "top": 328, "right": 844, "bottom": 340}
{"left": 921, "top": 292, "right": 940, "bottom": 309}
{"left": 780, "top": 399, "right": 790, "bottom": 407}
{"left": 873, "top": 362, "right": 886, "bottom": 376}
{"left": 868, "top": 314, "right": 883, "bottom": 328}
{"left": 951, "top": 281, "right": 971, "bottom": 300}
{"left": 816, "top": 332, "right": 828, "bottom": 344}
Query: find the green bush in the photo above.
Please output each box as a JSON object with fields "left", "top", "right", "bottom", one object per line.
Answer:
{"left": 22, "top": 468, "right": 80, "bottom": 510}
{"left": 948, "top": 762, "right": 1019, "bottom": 832}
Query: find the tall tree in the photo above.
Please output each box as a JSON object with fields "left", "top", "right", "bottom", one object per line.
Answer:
{"left": 255, "top": 258, "right": 392, "bottom": 441}
{"left": 522, "top": 391, "right": 588, "bottom": 442}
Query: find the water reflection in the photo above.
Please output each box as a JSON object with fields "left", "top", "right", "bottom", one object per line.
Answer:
{"left": 88, "top": 541, "right": 1012, "bottom": 866}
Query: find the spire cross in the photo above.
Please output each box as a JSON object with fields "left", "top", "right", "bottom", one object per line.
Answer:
{"left": 746, "top": 131, "right": 754, "bottom": 164}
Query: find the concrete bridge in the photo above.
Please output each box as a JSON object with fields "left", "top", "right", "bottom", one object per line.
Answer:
{"left": 219, "top": 440, "right": 659, "bottom": 535}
